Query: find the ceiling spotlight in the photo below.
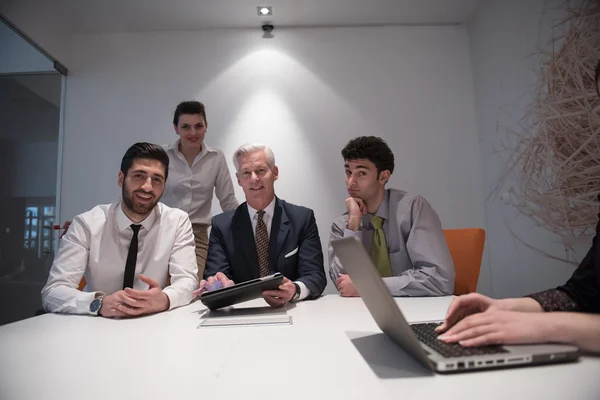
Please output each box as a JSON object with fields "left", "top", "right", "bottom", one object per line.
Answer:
{"left": 257, "top": 6, "right": 272, "bottom": 16}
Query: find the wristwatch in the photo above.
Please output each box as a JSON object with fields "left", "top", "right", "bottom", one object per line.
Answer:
{"left": 291, "top": 283, "right": 301, "bottom": 302}
{"left": 89, "top": 295, "right": 104, "bottom": 315}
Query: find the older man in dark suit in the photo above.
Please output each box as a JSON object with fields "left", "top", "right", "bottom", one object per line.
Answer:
{"left": 196, "top": 143, "right": 326, "bottom": 307}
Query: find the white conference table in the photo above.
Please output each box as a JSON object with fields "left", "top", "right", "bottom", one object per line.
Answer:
{"left": 0, "top": 295, "right": 599, "bottom": 400}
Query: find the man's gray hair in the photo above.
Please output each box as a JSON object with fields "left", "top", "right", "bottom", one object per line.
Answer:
{"left": 232, "top": 143, "right": 276, "bottom": 172}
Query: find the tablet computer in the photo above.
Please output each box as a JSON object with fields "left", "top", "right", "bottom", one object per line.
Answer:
{"left": 199, "top": 273, "right": 284, "bottom": 310}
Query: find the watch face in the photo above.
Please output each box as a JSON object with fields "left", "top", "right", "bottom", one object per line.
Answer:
{"left": 90, "top": 298, "right": 101, "bottom": 313}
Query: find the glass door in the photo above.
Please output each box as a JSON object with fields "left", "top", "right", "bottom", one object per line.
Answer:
{"left": 0, "top": 17, "right": 66, "bottom": 324}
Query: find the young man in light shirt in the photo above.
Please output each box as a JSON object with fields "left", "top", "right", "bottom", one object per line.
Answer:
{"left": 42, "top": 142, "right": 198, "bottom": 317}
{"left": 328, "top": 136, "right": 455, "bottom": 297}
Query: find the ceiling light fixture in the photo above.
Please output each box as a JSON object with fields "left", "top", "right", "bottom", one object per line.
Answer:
{"left": 257, "top": 6, "right": 272, "bottom": 16}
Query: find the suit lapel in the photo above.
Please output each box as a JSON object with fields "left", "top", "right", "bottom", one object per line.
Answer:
{"left": 233, "top": 203, "right": 260, "bottom": 278}
{"left": 269, "top": 198, "right": 290, "bottom": 271}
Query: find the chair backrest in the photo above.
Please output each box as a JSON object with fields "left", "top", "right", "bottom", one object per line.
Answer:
{"left": 443, "top": 228, "right": 485, "bottom": 295}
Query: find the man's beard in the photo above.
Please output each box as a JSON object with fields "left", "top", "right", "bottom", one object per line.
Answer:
{"left": 122, "top": 186, "right": 160, "bottom": 217}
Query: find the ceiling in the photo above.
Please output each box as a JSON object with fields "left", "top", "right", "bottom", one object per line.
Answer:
{"left": 2, "top": 0, "right": 481, "bottom": 34}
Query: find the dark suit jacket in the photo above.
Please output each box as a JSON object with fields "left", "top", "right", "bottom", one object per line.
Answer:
{"left": 529, "top": 214, "right": 600, "bottom": 313}
{"left": 558, "top": 215, "right": 600, "bottom": 313}
{"left": 204, "top": 198, "right": 326, "bottom": 298}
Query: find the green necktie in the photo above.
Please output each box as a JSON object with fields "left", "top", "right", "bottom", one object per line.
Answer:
{"left": 370, "top": 215, "right": 392, "bottom": 277}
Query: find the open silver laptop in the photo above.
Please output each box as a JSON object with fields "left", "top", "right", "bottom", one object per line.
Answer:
{"left": 331, "top": 236, "right": 580, "bottom": 373}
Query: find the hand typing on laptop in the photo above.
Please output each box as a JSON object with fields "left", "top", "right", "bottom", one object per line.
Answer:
{"left": 193, "top": 272, "right": 234, "bottom": 296}
{"left": 435, "top": 293, "right": 600, "bottom": 353}
{"left": 436, "top": 302, "right": 550, "bottom": 347}
{"left": 436, "top": 293, "right": 546, "bottom": 346}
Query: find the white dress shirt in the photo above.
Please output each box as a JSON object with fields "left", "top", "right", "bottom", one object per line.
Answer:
{"left": 161, "top": 139, "right": 239, "bottom": 226}
{"left": 247, "top": 198, "right": 310, "bottom": 301}
{"left": 42, "top": 202, "right": 199, "bottom": 315}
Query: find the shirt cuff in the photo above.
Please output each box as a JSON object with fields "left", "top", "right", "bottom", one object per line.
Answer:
{"left": 295, "top": 281, "right": 310, "bottom": 301}
{"left": 76, "top": 291, "right": 103, "bottom": 315}
{"left": 343, "top": 228, "right": 363, "bottom": 240}
{"left": 162, "top": 287, "right": 179, "bottom": 310}
{"left": 526, "top": 289, "right": 579, "bottom": 312}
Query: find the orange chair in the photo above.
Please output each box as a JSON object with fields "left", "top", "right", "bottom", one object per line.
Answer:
{"left": 443, "top": 228, "right": 485, "bottom": 296}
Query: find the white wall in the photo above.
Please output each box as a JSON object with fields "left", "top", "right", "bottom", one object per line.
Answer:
{"left": 0, "top": 21, "right": 55, "bottom": 74}
{"left": 468, "top": 0, "right": 586, "bottom": 298}
{"left": 63, "top": 26, "right": 486, "bottom": 292}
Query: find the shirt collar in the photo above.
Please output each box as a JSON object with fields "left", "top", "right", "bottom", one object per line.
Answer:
{"left": 362, "top": 189, "right": 390, "bottom": 227}
{"left": 170, "top": 138, "right": 216, "bottom": 162}
{"left": 116, "top": 201, "right": 158, "bottom": 232}
{"left": 247, "top": 197, "right": 276, "bottom": 222}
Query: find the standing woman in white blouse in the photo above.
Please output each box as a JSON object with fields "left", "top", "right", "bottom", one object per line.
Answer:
{"left": 161, "top": 101, "right": 239, "bottom": 279}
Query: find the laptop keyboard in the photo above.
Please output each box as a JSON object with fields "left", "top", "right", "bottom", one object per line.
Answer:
{"left": 410, "top": 323, "right": 509, "bottom": 358}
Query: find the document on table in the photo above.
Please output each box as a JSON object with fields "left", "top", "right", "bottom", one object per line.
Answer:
{"left": 198, "top": 306, "right": 293, "bottom": 328}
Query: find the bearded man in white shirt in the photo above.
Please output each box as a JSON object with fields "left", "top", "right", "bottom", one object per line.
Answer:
{"left": 42, "top": 142, "right": 198, "bottom": 318}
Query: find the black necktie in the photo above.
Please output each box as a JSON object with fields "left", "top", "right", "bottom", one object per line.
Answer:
{"left": 122, "top": 224, "right": 141, "bottom": 289}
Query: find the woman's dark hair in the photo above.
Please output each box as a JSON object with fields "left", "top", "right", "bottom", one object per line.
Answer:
{"left": 173, "top": 101, "right": 207, "bottom": 126}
